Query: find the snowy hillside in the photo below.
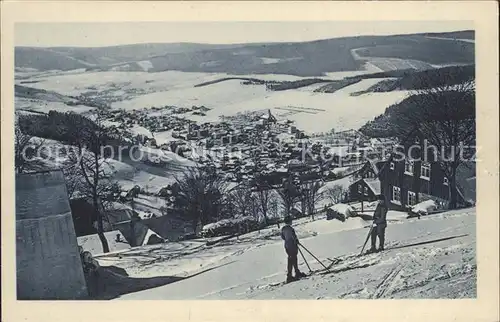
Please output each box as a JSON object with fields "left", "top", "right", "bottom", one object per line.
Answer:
{"left": 91, "top": 208, "right": 476, "bottom": 300}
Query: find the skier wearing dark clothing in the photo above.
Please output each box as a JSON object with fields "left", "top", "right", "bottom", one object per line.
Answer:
{"left": 368, "top": 195, "right": 388, "bottom": 253}
{"left": 281, "top": 216, "right": 307, "bottom": 283}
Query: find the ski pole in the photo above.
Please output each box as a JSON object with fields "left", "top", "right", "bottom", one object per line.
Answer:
{"left": 360, "top": 223, "right": 375, "bottom": 255}
{"left": 298, "top": 247, "right": 312, "bottom": 273}
{"left": 299, "top": 243, "right": 329, "bottom": 270}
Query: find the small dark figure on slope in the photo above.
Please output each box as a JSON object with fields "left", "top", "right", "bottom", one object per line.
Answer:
{"left": 367, "top": 194, "right": 388, "bottom": 253}
{"left": 281, "top": 216, "right": 307, "bottom": 283}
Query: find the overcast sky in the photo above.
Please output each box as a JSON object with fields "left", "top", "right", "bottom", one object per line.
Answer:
{"left": 15, "top": 21, "right": 473, "bottom": 47}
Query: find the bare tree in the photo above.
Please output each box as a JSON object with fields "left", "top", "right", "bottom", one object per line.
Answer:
{"left": 174, "top": 165, "right": 228, "bottom": 230}
{"left": 326, "top": 184, "right": 345, "bottom": 205}
{"left": 256, "top": 188, "right": 273, "bottom": 226}
{"left": 277, "top": 180, "right": 301, "bottom": 218}
{"left": 229, "top": 184, "right": 253, "bottom": 217}
{"left": 277, "top": 188, "right": 295, "bottom": 218}
{"left": 390, "top": 80, "right": 475, "bottom": 209}
{"left": 62, "top": 157, "right": 84, "bottom": 199}
{"left": 249, "top": 193, "right": 260, "bottom": 217}
{"left": 15, "top": 119, "right": 44, "bottom": 174}
{"left": 267, "top": 194, "right": 281, "bottom": 228}
{"left": 301, "top": 180, "right": 324, "bottom": 219}
{"left": 63, "top": 111, "right": 121, "bottom": 253}
{"left": 253, "top": 176, "right": 274, "bottom": 226}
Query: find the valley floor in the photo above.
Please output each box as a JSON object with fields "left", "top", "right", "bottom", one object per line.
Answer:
{"left": 94, "top": 208, "right": 476, "bottom": 300}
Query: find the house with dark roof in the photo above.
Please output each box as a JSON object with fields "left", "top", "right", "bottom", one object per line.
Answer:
{"left": 70, "top": 198, "right": 137, "bottom": 236}
{"left": 142, "top": 214, "right": 196, "bottom": 241}
{"left": 349, "top": 129, "right": 470, "bottom": 211}
{"left": 349, "top": 159, "right": 385, "bottom": 202}
{"left": 379, "top": 129, "right": 468, "bottom": 210}
{"left": 113, "top": 219, "right": 150, "bottom": 247}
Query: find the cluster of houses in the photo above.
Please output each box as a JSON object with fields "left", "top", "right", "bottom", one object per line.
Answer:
{"left": 100, "top": 104, "right": 397, "bottom": 187}
{"left": 171, "top": 110, "right": 378, "bottom": 186}
{"left": 105, "top": 107, "right": 427, "bottom": 194}
{"left": 127, "top": 109, "right": 317, "bottom": 184}
{"left": 101, "top": 105, "right": 210, "bottom": 134}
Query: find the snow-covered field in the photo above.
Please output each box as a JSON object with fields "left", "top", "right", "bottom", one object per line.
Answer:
{"left": 15, "top": 69, "right": 410, "bottom": 133}
{"left": 15, "top": 97, "right": 96, "bottom": 114}
{"left": 93, "top": 207, "right": 476, "bottom": 300}
{"left": 350, "top": 47, "right": 434, "bottom": 71}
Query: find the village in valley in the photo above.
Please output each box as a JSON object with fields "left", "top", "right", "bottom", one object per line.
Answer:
{"left": 32, "top": 104, "right": 402, "bottom": 239}
{"left": 63, "top": 100, "right": 473, "bottom": 242}
{"left": 13, "top": 24, "right": 479, "bottom": 301}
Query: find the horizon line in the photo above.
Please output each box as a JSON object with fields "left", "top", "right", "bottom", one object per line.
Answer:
{"left": 15, "top": 29, "right": 474, "bottom": 49}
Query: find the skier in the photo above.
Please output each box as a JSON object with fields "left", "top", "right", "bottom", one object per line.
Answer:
{"left": 281, "top": 216, "right": 307, "bottom": 283}
{"left": 367, "top": 194, "right": 388, "bottom": 253}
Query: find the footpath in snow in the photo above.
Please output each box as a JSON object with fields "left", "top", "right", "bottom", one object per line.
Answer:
{"left": 93, "top": 208, "right": 476, "bottom": 300}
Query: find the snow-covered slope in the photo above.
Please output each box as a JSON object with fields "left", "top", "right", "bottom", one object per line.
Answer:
{"left": 99, "top": 207, "right": 476, "bottom": 300}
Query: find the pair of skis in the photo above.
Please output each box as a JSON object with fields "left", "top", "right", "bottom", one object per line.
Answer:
{"left": 283, "top": 225, "right": 377, "bottom": 284}
{"left": 296, "top": 219, "right": 377, "bottom": 269}
{"left": 286, "top": 243, "right": 332, "bottom": 284}
{"left": 298, "top": 243, "right": 330, "bottom": 273}
{"left": 297, "top": 223, "right": 376, "bottom": 275}
{"left": 289, "top": 225, "right": 374, "bottom": 283}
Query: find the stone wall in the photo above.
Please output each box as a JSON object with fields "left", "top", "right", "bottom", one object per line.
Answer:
{"left": 16, "top": 170, "right": 88, "bottom": 300}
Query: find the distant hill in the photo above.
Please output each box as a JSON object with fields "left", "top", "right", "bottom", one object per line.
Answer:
{"left": 192, "top": 64, "right": 475, "bottom": 93}
{"left": 48, "top": 43, "right": 245, "bottom": 66}
{"left": 15, "top": 43, "right": 243, "bottom": 71}
{"left": 15, "top": 30, "right": 475, "bottom": 77}
{"left": 15, "top": 84, "right": 79, "bottom": 104}
{"left": 15, "top": 47, "right": 91, "bottom": 71}
{"left": 350, "top": 64, "right": 475, "bottom": 95}
{"left": 421, "top": 30, "right": 475, "bottom": 40}
{"left": 359, "top": 79, "right": 475, "bottom": 138}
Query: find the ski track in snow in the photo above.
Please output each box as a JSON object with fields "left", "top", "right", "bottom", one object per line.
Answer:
{"left": 110, "top": 209, "right": 475, "bottom": 300}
